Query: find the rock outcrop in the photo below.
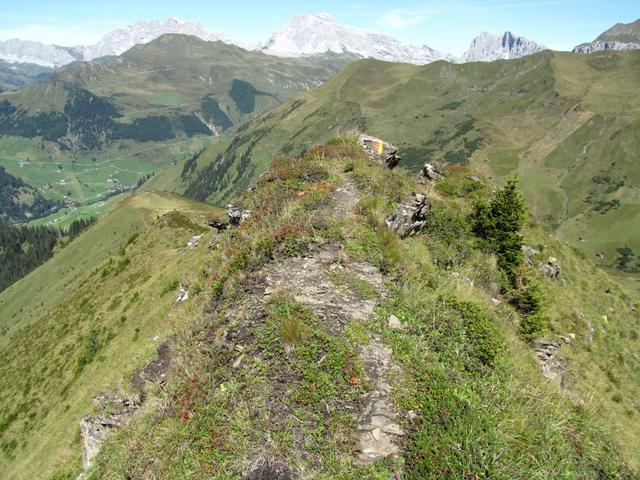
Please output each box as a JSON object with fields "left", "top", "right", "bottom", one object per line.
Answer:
{"left": 533, "top": 337, "right": 571, "bottom": 387}
{"left": 131, "top": 340, "right": 173, "bottom": 395}
{"left": 79, "top": 393, "right": 138, "bottom": 469}
{"left": 421, "top": 162, "right": 441, "bottom": 181}
{"left": 80, "top": 341, "right": 173, "bottom": 474}
{"left": 384, "top": 193, "right": 430, "bottom": 237}
{"left": 358, "top": 134, "right": 400, "bottom": 169}
{"left": 357, "top": 338, "right": 404, "bottom": 463}
{"left": 573, "top": 19, "right": 640, "bottom": 54}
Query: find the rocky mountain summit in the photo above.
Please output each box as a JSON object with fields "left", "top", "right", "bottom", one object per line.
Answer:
{"left": 573, "top": 18, "right": 640, "bottom": 53}
{"left": 463, "top": 31, "right": 546, "bottom": 62}
{"left": 260, "top": 13, "right": 455, "bottom": 64}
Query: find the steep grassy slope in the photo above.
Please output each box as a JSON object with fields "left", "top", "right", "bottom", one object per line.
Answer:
{"left": 181, "top": 50, "right": 640, "bottom": 297}
{"left": 0, "top": 35, "right": 352, "bottom": 225}
{"left": 0, "top": 190, "right": 224, "bottom": 479}
{"left": 67, "top": 143, "right": 639, "bottom": 479}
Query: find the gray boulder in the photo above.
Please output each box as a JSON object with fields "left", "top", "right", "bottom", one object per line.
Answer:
{"left": 539, "top": 257, "right": 561, "bottom": 279}
{"left": 421, "top": 163, "right": 441, "bottom": 181}
{"left": 384, "top": 193, "right": 430, "bottom": 238}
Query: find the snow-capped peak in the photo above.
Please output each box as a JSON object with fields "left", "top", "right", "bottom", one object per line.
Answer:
{"left": 462, "top": 31, "right": 546, "bottom": 62}
{"left": 261, "top": 13, "right": 454, "bottom": 65}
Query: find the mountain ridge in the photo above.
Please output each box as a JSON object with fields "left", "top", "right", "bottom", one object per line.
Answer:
{"left": 0, "top": 14, "right": 557, "bottom": 68}
{"left": 573, "top": 18, "right": 640, "bottom": 53}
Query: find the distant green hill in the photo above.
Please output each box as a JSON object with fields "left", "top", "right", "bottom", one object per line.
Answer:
{"left": 0, "top": 35, "right": 352, "bottom": 225}
{"left": 180, "top": 50, "right": 640, "bottom": 298}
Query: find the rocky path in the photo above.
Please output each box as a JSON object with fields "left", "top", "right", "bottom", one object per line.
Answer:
{"left": 356, "top": 337, "right": 404, "bottom": 463}
{"left": 258, "top": 180, "right": 405, "bottom": 464}
{"left": 262, "top": 242, "right": 405, "bottom": 463}
{"left": 331, "top": 178, "right": 359, "bottom": 219}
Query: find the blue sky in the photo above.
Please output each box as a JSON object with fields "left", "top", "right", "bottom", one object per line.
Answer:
{"left": 0, "top": 0, "right": 638, "bottom": 55}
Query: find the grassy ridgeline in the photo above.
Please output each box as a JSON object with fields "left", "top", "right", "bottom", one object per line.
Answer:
{"left": 76, "top": 143, "right": 640, "bottom": 478}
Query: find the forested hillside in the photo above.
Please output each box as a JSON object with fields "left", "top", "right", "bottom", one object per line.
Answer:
{"left": 0, "top": 217, "right": 95, "bottom": 292}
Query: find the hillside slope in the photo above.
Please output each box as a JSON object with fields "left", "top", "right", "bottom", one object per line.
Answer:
{"left": 180, "top": 50, "right": 640, "bottom": 298}
{"left": 0, "top": 190, "right": 224, "bottom": 478}
{"left": 53, "top": 141, "right": 640, "bottom": 478}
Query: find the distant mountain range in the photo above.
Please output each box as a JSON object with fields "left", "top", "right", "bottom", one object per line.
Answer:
{"left": 0, "top": 18, "right": 230, "bottom": 68}
{"left": 1, "top": 14, "right": 637, "bottom": 70}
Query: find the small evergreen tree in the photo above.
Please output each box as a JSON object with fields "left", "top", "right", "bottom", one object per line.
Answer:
{"left": 472, "top": 177, "right": 527, "bottom": 283}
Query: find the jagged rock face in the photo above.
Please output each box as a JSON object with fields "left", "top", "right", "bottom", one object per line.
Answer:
{"left": 358, "top": 134, "right": 400, "bottom": 169}
{"left": 384, "top": 193, "right": 431, "bottom": 238}
{"left": 79, "top": 393, "right": 138, "bottom": 469}
{"left": 463, "top": 31, "right": 546, "bottom": 62}
{"left": 261, "top": 13, "right": 455, "bottom": 64}
{"left": 573, "top": 18, "right": 640, "bottom": 53}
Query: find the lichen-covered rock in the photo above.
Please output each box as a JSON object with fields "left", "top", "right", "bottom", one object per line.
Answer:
{"left": 539, "top": 257, "right": 561, "bottom": 279}
{"left": 175, "top": 283, "right": 189, "bottom": 303}
{"left": 384, "top": 193, "right": 430, "bottom": 238}
{"left": 187, "top": 234, "right": 202, "bottom": 249}
{"left": 227, "top": 205, "right": 251, "bottom": 226}
{"left": 358, "top": 134, "right": 400, "bottom": 169}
